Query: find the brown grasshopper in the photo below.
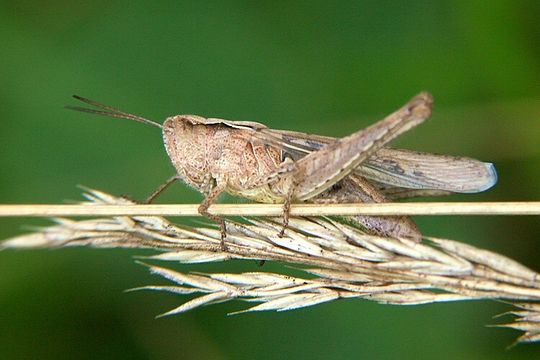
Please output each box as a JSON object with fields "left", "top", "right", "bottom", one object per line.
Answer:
{"left": 67, "top": 92, "right": 497, "bottom": 243}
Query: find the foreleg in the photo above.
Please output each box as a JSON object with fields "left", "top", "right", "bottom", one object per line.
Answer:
{"left": 144, "top": 175, "right": 181, "bottom": 203}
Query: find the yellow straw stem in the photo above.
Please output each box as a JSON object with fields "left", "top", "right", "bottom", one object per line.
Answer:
{"left": 0, "top": 202, "right": 540, "bottom": 217}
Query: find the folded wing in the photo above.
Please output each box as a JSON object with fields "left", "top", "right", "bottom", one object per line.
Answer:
{"left": 254, "top": 127, "right": 497, "bottom": 196}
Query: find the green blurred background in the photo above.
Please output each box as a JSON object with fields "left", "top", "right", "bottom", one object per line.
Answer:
{"left": 1, "top": 1, "right": 539, "bottom": 359}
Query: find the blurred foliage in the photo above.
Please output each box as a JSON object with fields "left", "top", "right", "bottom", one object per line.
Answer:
{"left": 1, "top": 0, "right": 539, "bottom": 359}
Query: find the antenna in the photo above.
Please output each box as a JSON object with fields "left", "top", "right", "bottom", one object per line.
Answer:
{"left": 66, "top": 95, "right": 162, "bottom": 129}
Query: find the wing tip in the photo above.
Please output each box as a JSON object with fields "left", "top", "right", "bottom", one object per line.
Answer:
{"left": 475, "top": 162, "right": 498, "bottom": 193}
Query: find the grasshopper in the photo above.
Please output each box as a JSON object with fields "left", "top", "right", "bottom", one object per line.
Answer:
{"left": 67, "top": 92, "right": 497, "bottom": 243}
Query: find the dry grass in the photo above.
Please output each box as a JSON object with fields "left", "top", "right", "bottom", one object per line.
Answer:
{"left": 2, "top": 188, "right": 539, "bottom": 346}
{"left": 2, "top": 201, "right": 540, "bottom": 217}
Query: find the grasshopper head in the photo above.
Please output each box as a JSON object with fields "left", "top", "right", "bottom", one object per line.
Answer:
{"left": 162, "top": 114, "right": 210, "bottom": 150}
{"left": 163, "top": 115, "right": 207, "bottom": 128}
{"left": 162, "top": 115, "right": 208, "bottom": 142}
